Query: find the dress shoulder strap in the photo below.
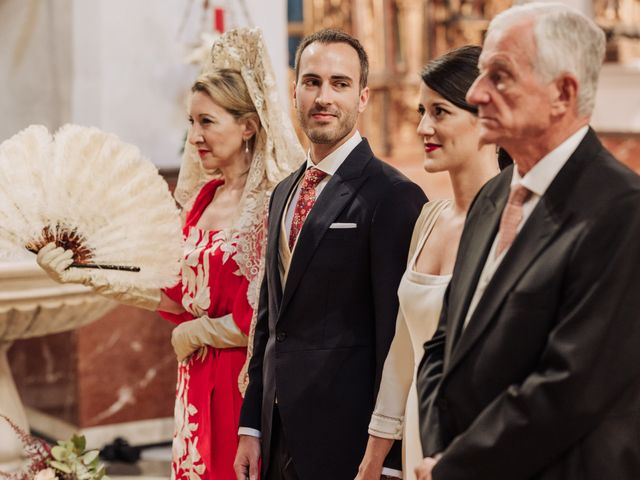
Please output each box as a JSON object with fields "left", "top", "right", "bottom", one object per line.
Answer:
{"left": 407, "top": 199, "right": 451, "bottom": 266}
{"left": 422, "top": 199, "right": 450, "bottom": 232}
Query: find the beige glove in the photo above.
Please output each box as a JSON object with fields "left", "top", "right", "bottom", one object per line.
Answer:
{"left": 36, "top": 242, "right": 161, "bottom": 311}
{"left": 91, "top": 281, "right": 161, "bottom": 311}
{"left": 37, "top": 243, "right": 85, "bottom": 283}
{"left": 171, "top": 313, "right": 248, "bottom": 362}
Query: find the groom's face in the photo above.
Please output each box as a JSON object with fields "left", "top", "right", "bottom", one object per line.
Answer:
{"left": 294, "top": 42, "right": 369, "bottom": 146}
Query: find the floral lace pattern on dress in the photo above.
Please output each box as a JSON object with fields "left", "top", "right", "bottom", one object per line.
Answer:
{"left": 172, "top": 363, "right": 205, "bottom": 479}
{"left": 172, "top": 227, "right": 240, "bottom": 480}
{"left": 181, "top": 228, "right": 240, "bottom": 317}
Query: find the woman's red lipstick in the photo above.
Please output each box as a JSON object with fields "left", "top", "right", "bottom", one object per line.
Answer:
{"left": 425, "top": 143, "right": 442, "bottom": 153}
{"left": 198, "top": 149, "right": 209, "bottom": 158}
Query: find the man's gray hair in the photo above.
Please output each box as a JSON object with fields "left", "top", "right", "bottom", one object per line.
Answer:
{"left": 489, "top": 2, "right": 606, "bottom": 116}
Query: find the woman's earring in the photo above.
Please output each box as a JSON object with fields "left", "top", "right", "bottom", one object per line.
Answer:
{"left": 245, "top": 139, "right": 249, "bottom": 154}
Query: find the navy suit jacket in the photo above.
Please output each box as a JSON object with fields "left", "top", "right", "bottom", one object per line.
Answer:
{"left": 240, "top": 139, "right": 427, "bottom": 479}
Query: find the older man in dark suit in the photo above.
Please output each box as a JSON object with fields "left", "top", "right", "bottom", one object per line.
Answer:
{"left": 416, "top": 3, "right": 640, "bottom": 480}
{"left": 234, "top": 29, "right": 426, "bottom": 480}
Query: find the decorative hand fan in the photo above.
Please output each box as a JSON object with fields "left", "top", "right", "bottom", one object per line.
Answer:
{"left": 0, "top": 124, "right": 183, "bottom": 288}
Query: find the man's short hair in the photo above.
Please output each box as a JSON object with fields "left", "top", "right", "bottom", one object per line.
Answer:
{"left": 294, "top": 29, "right": 369, "bottom": 90}
{"left": 490, "top": 2, "right": 606, "bottom": 116}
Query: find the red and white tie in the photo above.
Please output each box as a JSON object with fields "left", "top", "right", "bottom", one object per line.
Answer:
{"left": 289, "top": 167, "right": 328, "bottom": 249}
{"left": 495, "top": 184, "right": 532, "bottom": 258}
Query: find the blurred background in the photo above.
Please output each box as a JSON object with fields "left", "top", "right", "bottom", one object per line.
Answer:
{"left": 1, "top": 0, "right": 638, "bottom": 477}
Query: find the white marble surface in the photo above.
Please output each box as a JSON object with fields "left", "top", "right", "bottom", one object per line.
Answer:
{"left": 0, "top": 259, "right": 114, "bottom": 468}
{"left": 0, "top": 261, "right": 115, "bottom": 339}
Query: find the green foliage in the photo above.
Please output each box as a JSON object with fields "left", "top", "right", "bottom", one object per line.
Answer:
{"left": 47, "top": 434, "right": 110, "bottom": 480}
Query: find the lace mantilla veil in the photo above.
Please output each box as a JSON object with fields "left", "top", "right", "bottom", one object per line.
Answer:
{"left": 174, "top": 28, "right": 303, "bottom": 394}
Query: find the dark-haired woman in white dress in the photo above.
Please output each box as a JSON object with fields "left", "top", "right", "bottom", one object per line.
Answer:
{"left": 356, "top": 45, "right": 509, "bottom": 479}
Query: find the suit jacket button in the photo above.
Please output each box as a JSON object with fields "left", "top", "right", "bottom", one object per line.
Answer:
{"left": 437, "top": 398, "right": 449, "bottom": 411}
{"left": 276, "top": 332, "right": 287, "bottom": 342}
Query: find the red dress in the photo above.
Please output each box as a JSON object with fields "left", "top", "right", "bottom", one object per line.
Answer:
{"left": 160, "top": 179, "right": 253, "bottom": 480}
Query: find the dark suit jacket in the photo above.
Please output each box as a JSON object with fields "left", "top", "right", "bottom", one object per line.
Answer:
{"left": 416, "top": 128, "right": 640, "bottom": 480}
{"left": 240, "top": 139, "right": 426, "bottom": 480}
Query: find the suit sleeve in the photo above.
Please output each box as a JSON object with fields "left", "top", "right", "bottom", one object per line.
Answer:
{"left": 415, "top": 286, "right": 449, "bottom": 456}
{"left": 369, "top": 180, "right": 427, "bottom": 470}
{"left": 433, "top": 191, "right": 640, "bottom": 479}
{"left": 416, "top": 180, "right": 494, "bottom": 457}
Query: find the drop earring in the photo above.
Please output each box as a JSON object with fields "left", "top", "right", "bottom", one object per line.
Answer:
{"left": 245, "top": 139, "right": 249, "bottom": 154}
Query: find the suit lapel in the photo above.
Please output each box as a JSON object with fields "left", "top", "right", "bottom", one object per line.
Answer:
{"left": 278, "top": 140, "right": 373, "bottom": 318}
{"left": 269, "top": 163, "right": 305, "bottom": 307}
{"left": 446, "top": 130, "right": 598, "bottom": 373}
{"left": 449, "top": 197, "right": 563, "bottom": 371}
{"left": 444, "top": 174, "right": 508, "bottom": 365}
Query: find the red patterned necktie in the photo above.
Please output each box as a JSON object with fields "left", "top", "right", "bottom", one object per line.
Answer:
{"left": 289, "top": 167, "right": 328, "bottom": 249}
{"left": 495, "top": 184, "right": 532, "bottom": 258}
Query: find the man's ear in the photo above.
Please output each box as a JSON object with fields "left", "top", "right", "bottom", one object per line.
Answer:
{"left": 550, "top": 73, "right": 579, "bottom": 116}
{"left": 293, "top": 80, "right": 298, "bottom": 106}
{"left": 358, "top": 86, "right": 370, "bottom": 113}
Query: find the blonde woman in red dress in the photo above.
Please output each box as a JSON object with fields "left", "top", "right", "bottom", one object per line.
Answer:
{"left": 160, "top": 28, "right": 302, "bottom": 479}
{"left": 37, "top": 28, "right": 302, "bottom": 480}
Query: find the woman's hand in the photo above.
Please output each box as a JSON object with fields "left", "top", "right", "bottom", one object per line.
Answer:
{"left": 355, "top": 461, "right": 384, "bottom": 480}
{"left": 355, "top": 436, "right": 396, "bottom": 480}
{"left": 415, "top": 454, "right": 441, "bottom": 480}
{"left": 36, "top": 243, "right": 85, "bottom": 284}
{"left": 37, "top": 242, "right": 162, "bottom": 310}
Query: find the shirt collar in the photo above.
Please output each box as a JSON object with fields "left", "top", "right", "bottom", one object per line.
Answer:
{"left": 512, "top": 126, "right": 588, "bottom": 196}
{"left": 304, "top": 131, "right": 362, "bottom": 176}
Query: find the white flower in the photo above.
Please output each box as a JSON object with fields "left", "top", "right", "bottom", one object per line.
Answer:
{"left": 34, "top": 468, "right": 57, "bottom": 480}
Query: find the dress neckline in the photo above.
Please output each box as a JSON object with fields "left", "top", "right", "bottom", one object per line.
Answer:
{"left": 405, "top": 268, "right": 452, "bottom": 286}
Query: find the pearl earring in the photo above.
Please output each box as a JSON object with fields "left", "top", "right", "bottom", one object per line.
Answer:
{"left": 245, "top": 139, "right": 249, "bottom": 154}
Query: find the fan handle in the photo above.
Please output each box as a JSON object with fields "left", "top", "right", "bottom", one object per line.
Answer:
{"left": 26, "top": 247, "right": 141, "bottom": 272}
{"left": 70, "top": 263, "right": 141, "bottom": 272}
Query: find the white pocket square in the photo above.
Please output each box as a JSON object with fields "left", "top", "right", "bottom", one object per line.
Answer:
{"left": 329, "top": 222, "right": 357, "bottom": 229}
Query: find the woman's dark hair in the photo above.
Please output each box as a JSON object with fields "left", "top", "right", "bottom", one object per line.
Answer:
{"left": 421, "top": 45, "right": 481, "bottom": 115}
{"left": 497, "top": 148, "right": 514, "bottom": 170}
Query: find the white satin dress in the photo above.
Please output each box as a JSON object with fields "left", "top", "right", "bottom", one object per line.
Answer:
{"left": 369, "top": 200, "right": 451, "bottom": 478}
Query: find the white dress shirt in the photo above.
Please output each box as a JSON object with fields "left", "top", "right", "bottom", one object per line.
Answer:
{"left": 463, "top": 126, "right": 589, "bottom": 328}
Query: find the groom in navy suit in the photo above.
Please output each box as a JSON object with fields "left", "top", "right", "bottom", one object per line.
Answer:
{"left": 234, "top": 29, "right": 426, "bottom": 480}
